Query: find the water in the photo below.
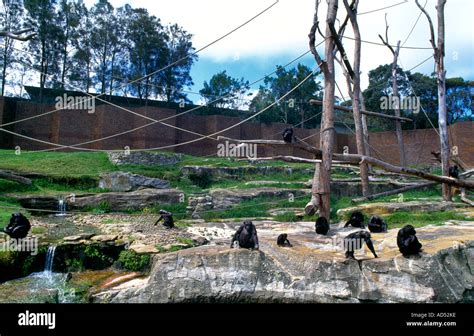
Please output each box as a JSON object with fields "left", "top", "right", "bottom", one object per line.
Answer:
{"left": 56, "top": 199, "right": 67, "bottom": 217}
{"left": 44, "top": 245, "right": 56, "bottom": 275}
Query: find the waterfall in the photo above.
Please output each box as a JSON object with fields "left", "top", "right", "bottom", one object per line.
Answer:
{"left": 57, "top": 199, "right": 67, "bottom": 216}
{"left": 44, "top": 245, "right": 56, "bottom": 274}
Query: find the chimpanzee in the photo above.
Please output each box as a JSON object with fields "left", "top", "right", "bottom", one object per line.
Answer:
{"left": 397, "top": 225, "right": 422, "bottom": 256}
{"left": 154, "top": 209, "right": 174, "bottom": 229}
{"left": 315, "top": 216, "right": 330, "bottom": 235}
{"left": 3, "top": 213, "right": 31, "bottom": 239}
{"left": 344, "top": 230, "right": 378, "bottom": 259}
{"left": 282, "top": 128, "right": 294, "bottom": 143}
{"left": 230, "top": 220, "right": 259, "bottom": 250}
{"left": 449, "top": 165, "right": 459, "bottom": 179}
{"left": 344, "top": 211, "right": 365, "bottom": 228}
{"left": 368, "top": 216, "right": 388, "bottom": 233}
{"left": 277, "top": 233, "right": 292, "bottom": 247}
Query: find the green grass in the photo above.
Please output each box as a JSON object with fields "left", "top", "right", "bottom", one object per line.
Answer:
{"left": 384, "top": 211, "right": 471, "bottom": 228}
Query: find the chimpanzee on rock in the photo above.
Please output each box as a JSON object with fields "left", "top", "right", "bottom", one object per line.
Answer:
{"left": 282, "top": 128, "right": 294, "bottom": 143}
{"left": 368, "top": 216, "right": 388, "bottom": 233}
{"left": 397, "top": 225, "right": 422, "bottom": 256}
{"left": 230, "top": 220, "right": 259, "bottom": 250}
{"left": 344, "top": 211, "right": 365, "bottom": 228}
{"left": 3, "top": 213, "right": 31, "bottom": 239}
{"left": 154, "top": 209, "right": 174, "bottom": 229}
{"left": 449, "top": 165, "right": 460, "bottom": 179}
{"left": 277, "top": 233, "right": 292, "bottom": 247}
{"left": 344, "top": 230, "right": 378, "bottom": 260}
{"left": 315, "top": 216, "right": 330, "bottom": 235}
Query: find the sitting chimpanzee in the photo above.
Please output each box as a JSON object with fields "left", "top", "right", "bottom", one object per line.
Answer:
{"left": 397, "top": 225, "right": 422, "bottom": 256}
{"left": 449, "top": 165, "right": 460, "bottom": 179}
{"left": 344, "top": 211, "right": 365, "bottom": 228}
{"left": 368, "top": 216, "right": 388, "bottom": 233}
{"left": 344, "top": 230, "right": 378, "bottom": 260}
{"left": 282, "top": 128, "right": 294, "bottom": 143}
{"left": 230, "top": 220, "right": 259, "bottom": 250}
{"left": 277, "top": 233, "right": 292, "bottom": 247}
{"left": 315, "top": 216, "right": 330, "bottom": 235}
{"left": 154, "top": 209, "right": 174, "bottom": 229}
{"left": 3, "top": 213, "right": 31, "bottom": 239}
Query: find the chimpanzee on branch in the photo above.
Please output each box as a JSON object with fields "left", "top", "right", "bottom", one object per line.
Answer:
{"left": 231, "top": 220, "right": 259, "bottom": 250}
{"left": 344, "top": 211, "right": 365, "bottom": 228}
{"left": 3, "top": 213, "right": 31, "bottom": 239}
{"left": 344, "top": 230, "right": 378, "bottom": 260}
{"left": 368, "top": 216, "right": 388, "bottom": 233}
{"left": 315, "top": 216, "right": 330, "bottom": 235}
{"left": 154, "top": 209, "right": 174, "bottom": 229}
{"left": 277, "top": 233, "right": 292, "bottom": 247}
{"left": 397, "top": 225, "right": 422, "bottom": 256}
{"left": 449, "top": 165, "right": 459, "bottom": 179}
{"left": 282, "top": 128, "right": 294, "bottom": 143}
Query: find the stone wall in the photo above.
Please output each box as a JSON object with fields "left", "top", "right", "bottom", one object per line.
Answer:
{"left": 1, "top": 97, "right": 473, "bottom": 166}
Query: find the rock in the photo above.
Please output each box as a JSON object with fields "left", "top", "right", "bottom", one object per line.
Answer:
{"left": 92, "top": 222, "right": 474, "bottom": 303}
{"left": 130, "top": 244, "right": 159, "bottom": 254}
{"left": 99, "top": 172, "right": 170, "bottom": 192}
{"left": 63, "top": 234, "right": 94, "bottom": 242}
{"left": 91, "top": 235, "right": 118, "bottom": 242}
{"left": 337, "top": 201, "right": 468, "bottom": 218}
{"left": 181, "top": 166, "right": 313, "bottom": 179}
{"left": 108, "top": 152, "right": 183, "bottom": 166}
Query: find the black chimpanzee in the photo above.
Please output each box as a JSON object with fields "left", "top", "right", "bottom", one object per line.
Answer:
{"left": 397, "top": 225, "right": 422, "bottom": 256}
{"left": 154, "top": 209, "right": 174, "bottom": 229}
{"left": 315, "top": 216, "right": 330, "bottom": 235}
{"left": 230, "top": 220, "right": 259, "bottom": 250}
{"left": 368, "top": 216, "right": 388, "bottom": 233}
{"left": 282, "top": 128, "right": 294, "bottom": 143}
{"left": 3, "top": 213, "right": 31, "bottom": 239}
{"left": 344, "top": 230, "right": 378, "bottom": 260}
{"left": 277, "top": 233, "right": 292, "bottom": 247}
{"left": 344, "top": 211, "right": 365, "bottom": 228}
{"left": 449, "top": 165, "right": 459, "bottom": 179}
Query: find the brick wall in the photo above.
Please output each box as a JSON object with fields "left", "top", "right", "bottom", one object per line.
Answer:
{"left": 1, "top": 97, "right": 473, "bottom": 167}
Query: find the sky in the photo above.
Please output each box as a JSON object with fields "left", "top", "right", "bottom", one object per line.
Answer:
{"left": 85, "top": 0, "right": 474, "bottom": 104}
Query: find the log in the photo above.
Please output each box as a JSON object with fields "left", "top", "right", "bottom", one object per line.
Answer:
{"left": 218, "top": 136, "right": 474, "bottom": 190}
{"left": 352, "top": 181, "right": 436, "bottom": 203}
{"left": 0, "top": 170, "right": 32, "bottom": 185}
{"left": 309, "top": 99, "right": 413, "bottom": 122}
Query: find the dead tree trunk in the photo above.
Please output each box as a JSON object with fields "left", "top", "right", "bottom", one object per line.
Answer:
{"left": 416, "top": 0, "right": 450, "bottom": 201}
{"left": 307, "top": 0, "right": 338, "bottom": 219}
{"left": 378, "top": 16, "right": 406, "bottom": 166}
{"left": 342, "top": 0, "right": 369, "bottom": 197}
{"left": 0, "top": 170, "right": 32, "bottom": 185}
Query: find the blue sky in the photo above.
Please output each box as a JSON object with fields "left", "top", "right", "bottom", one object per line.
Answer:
{"left": 82, "top": 0, "right": 474, "bottom": 103}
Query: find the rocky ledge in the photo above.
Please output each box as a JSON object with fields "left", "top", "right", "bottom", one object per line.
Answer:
{"left": 93, "top": 221, "right": 474, "bottom": 303}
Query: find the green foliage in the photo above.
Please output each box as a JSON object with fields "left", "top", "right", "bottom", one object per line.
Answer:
{"left": 118, "top": 250, "right": 150, "bottom": 272}
{"left": 200, "top": 70, "right": 250, "bottom": 109}
{"left": 84, "top": 244, "right": 110, "bottom": 269}
{"left": 176, "top": 237, "right": 194, "bottom": 246}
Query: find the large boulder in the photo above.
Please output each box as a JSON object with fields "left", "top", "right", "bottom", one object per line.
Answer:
{"left": 93, "top": 221, "right": 474, "bottom": 303}
{"left": 99, "top": 172, "right": 170, "bottom": 192}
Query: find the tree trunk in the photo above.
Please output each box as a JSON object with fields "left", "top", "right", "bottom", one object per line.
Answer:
{"left": 391, "top": 41, "right": 407, "bottom": 166}
{"left": 436, "top": 0, "right": 450, "bottom": 201}
{"left": 343, "top": 0, "right": 369, "bottom": 197}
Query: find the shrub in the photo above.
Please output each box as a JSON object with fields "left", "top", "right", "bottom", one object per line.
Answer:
{"left": 118, "top": 250, "right": 150, "bottom": 272}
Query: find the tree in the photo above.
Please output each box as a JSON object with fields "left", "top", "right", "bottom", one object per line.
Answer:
{"left": 24, "top": 0, "right": 62, "bottom": 100}
{"left": 250, "top": 64, "right": 322, "bottom": 126}
{"left": 125, "top": 7, "right": 167, "bottom": 101}
{"left": 69, "top": 2, "right": 92, "bottom": 92}
{"left": 199, "top": 70, "right": 249, "bottom": 109}
{"left": 160, "top": 24, "right": 197, "bottom": 103}
{"left": 0, "top": 0, "right": 28, "bottom": 95}
{"left": 446, "top": 78, "right": 474, "bottom": 124}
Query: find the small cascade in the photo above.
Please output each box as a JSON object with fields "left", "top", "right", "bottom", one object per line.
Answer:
{"left": 44, "top": 245, "right": 57, "bottom": 275}
{"left": 57, "top": 198, "right": 67, "bottom": 216}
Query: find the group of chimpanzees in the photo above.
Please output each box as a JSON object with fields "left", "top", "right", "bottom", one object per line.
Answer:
{"left": 230, "top": 210, "right": 423, "bottom": 259}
